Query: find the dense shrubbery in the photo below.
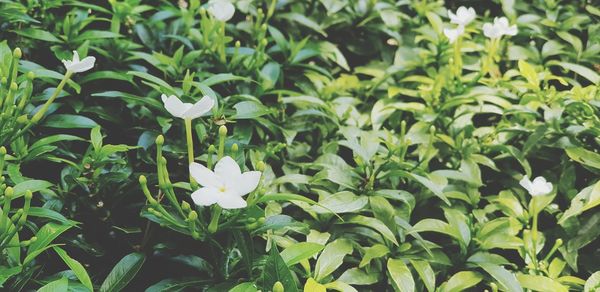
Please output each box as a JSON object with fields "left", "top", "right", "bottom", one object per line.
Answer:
{"left": 1, "top": 0, "right": 600, "bottom": 291}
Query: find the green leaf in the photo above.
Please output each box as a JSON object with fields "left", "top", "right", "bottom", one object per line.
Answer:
{"left": 359, "top": 244, "right": 389, "bottom": 268}
{"left": 229, "top": 282, "right": 259, "bottom": 292}
{"left": 518, "top": 59, "right": 539, "bottom": 88}
{"left": 99, "top": 253, "right": 146, "bottom": 292}
{"left": 516, "top": 274, "right": 568, "bottom": 292}
{"left": 43, "top": 114, "right": 98, "bottom": 129}
{"left": 559, "top": 181, "right": 600, "bottom": 224}
{"left": 12, "top": 179, "right": 53, "bottom": 198}
{"left": 344, "top": 215, "right": 398, "bottom": 246}
{"left": 440, "top": 271, "right": 483, "bottom": 292}
{"left": 410, "top": 260, "right": 435, "bottom": 292}
{"left": 550, "top": 61, "right": 600, "bottom": 84}
{"left": 477, "top": 263, "right": 522, "bottom": 292}
{"left": 26, "top": 223, "right": 74, "bottom": 263}
{"left": 565, "top": 147, "right": 600, "bottom": 170}
{"left": 314, "top": 239, "right": 353, "bottom": 281}
{"left": 387, "top": 258, "right": 415, "bottom": 292}
{"left": 13, "top": 28, "right": 62, "bottom": 43}
{"left": 304, "top": 278, "right": 326, "bottom": 292}
{"left": 311, "top": 191, "right": 368, "bottom": 214}
{"left": 38, "top": 277, "right": 68, "bottom": 292}
{"left": 261, "top": 245, "right": 298, "bottom": 292}
{"left": 280, "top": 242, "right": 324, "bottom": 266}
{"left": 53, "top": 247, "right": 93, "bottom": 291}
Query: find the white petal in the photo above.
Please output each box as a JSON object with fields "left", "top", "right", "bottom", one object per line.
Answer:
{"left": 217, "top": 192, "right": 247, "bottom": 209}
{"left": 70, "top": 56, "right": 96, "bottom": 73}
{"left": 162, "top": 95, "right": 190, "bottom": 118}
{"left": 519, "top": 176, "right": 533, "bottom": 194}
{"left": 505, "top": 25, "right": 518, "bottom": 36}
{"left": 214, "top": 156, "right": 241, "bottom": 179}
{"left": 72, "top": 51, "right": 80, "bottom": 63}
{"left": 208, "top": 1, "right": 235, "bottom": 22}
{"left": 230, "top": 171, "right": 261, "bottom": 196}
{"left": 182, "top": 96, "right": 215, "bottom": 119}
{"left": 191, "top": 187, "right": 219, "bottom": 206}
{"left": 189, "top": 162, "right": 222, "bottom": 188}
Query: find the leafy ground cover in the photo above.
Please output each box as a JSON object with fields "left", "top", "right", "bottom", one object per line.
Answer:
{"left": 1, "top": 0, "right": 600, "bottom": 291}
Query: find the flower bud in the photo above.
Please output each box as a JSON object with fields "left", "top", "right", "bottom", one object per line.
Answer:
{"left": 139, "top": 175, "right": 147, "bottom": 185}
{"left": 0, "top": 146, "right": 6, "bottom": 155}
{"left": 4, "top": 187, "right": 13, "bottom": 199}
{"left": 256, "top": 161, "right": 266, "bottom": 172}
{"left": 208, "top": 144, "right": 216, "bottom": 153}
{"left": 155, "top": 135, "right": 164, "bottom": 146}
{"left": 219, "top": 125, "right": 227, "bottom": 136}
{"left": 273, "top": 281, "right": 284, "bottom": 292}
{"left": 188, "top": 210, "right": 198, "bottom": 221}
{"left": 231, "top": 143, "right": 238, "bottom": 153}
{"left": 10, "top": 82, "right": 17, "bottom": 91}
{"left": 181, "top": 201, "right": 191, "bottom": 212}
{"left": 27, "top": 72, "right": 35, "bottom": 80}
{"left": 13, "top": 48, "right": 22, "bottom": 59}
{"left": 16, "top": 114, "right": 29, "bottom": 124}
{"left": 24, "top": 190, "right": 32, "bottom": 200}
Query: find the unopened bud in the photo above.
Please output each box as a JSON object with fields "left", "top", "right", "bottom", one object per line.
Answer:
{"left": 13, "top": 48, "right": 22, "bottom": 59}
{"left": 219, "top": 125, "right": 227, "bottom": 136}
{"left": 155, "top": 135, "right": 164, "bottom": 146}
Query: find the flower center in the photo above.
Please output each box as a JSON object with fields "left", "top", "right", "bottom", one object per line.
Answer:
{"left": 219, "top": 186, "right": 227, "bottom": 193}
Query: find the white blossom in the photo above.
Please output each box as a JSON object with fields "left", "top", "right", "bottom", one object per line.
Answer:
{"left": 520, "top": 176, "right": 553, "bottom": 197}
{"left": 62, "top": 51, "right": 95, "bottom": 73}
{"left": 448, "top": 6, "right": 476, "bottom": 26}
{"left": 190, "top": 156, "right": 261, "bottom": 209}
{"left": 208, "top": 0, "right": 235, "bottom": 22}
{"left": 444, "top": 25, "right": 465, "bottom": 44}
{"left": 161, "top": 94, "right": 214, "bottom": 120}
{"left": 483, "top": 17, "right": 518, "bottom": 39}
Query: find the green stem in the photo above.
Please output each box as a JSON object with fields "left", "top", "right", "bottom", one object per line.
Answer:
{"left": 531, "top": 203, "right": 539, "bottom": 270}
{"left": 184, "top": 118, "right": 197, "bottom": 187}
{"left": 30, "top": 71, "right": 73, "bottom": 124}
{"left": 208, "top": 205, "right": 222, "bottom": 233}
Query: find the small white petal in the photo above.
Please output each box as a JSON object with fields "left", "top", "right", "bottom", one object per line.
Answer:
{"left": 519, "top": 176, "right": 534, "bottom": 194}
{"left": 505, "top": 25, "right": 518, "bottom": 36}
{"left": 217, "top": 192, "right": 247, "bottom": 209}
{"left": 191, "top": 187, "right": 220, "bottom": 206}
{"left": 190, "top": 162, "right": 222, "bottom": 188}
{"left": 69, "top": 56, "right": 96, "bottom": 73}
{"left": 214, "top": 156, "right": 241, "bottom": 179}
{"left": 162, "top": 95, "right": 191, "bottom": 118}
{"left": 444, "top": 26, "right": 464, "bottom": 43}
{"left": 63, "top": 51, "right": 95, "bottom": 73}
{"left": 208, "top": 1, "right": 235, "bottom": 22}
{"left": 230, "top": 171, "right": 261, "bottom": 196}
{"left": 72, "top": 51, "right": 80, "bottom": 63}
{"left": 182, "top": 96, "right": 215, "bottom": 119}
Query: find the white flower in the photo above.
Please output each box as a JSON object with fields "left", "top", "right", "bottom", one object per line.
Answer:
{"left": 208, "top": 0, "right": 235, "bottom": 22}
{"left": 483, "top": 17, "right": 518, "bottom": 39}
{"left": 448, "top": 6, "right": 476, "bottom": 26}
{"left": 62, "top": 51, "right": 95, "bottom": 73}
{"left": 443, "top": 25, "right": 465, "bottom": 44}
{"left": 189, "top": 156, "right": 261, "bottom": 209}
{"left": 519, "top": 176, "right": 553, "bottom": 197}
{"left": 161, "top": 94, "right": 214, "bottom": 120}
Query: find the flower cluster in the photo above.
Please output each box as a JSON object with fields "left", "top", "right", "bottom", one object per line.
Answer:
{"left": 160, "top": 90, "right": 261, "bottom": 209}
{"left": 443, "top": 7, "right": 518, "bottom": 43}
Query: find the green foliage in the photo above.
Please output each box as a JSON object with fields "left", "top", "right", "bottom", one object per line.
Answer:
{"left": 1, "top": 0, "right": 599, "bottom": 291}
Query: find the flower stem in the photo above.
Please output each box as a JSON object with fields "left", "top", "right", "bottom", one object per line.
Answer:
{"left": 531, "top": 202, "right": 539, "bottom": 270}
{"left": 208, "top": 206, "right": 222, "bottom": 233}
{"left": 453, "top": 36, "right": 462, "bottom": 79}
{"left": 30, "top": 71, "right": 73, "bottom": 124}
{"left": 184, "top": 118, "right": 197, "bottom": 187}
